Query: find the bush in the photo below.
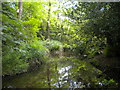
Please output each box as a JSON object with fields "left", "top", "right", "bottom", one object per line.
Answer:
{"left": 45, "top": 40, "right": 63, "bottom": 52}
{"left": 2, "top": 47, "right": 29, "bottom": 75}
{"left": 2, "top": 40, "right": 49, "bottom": 75}
{"left": 29, "top": 40, "right": 49, "bottom": 59}
{"left": 20, "top": 40, "right": 49, "bottom": 63}
{"left": 2, "top": 39, "right": 63, "bottom": 75}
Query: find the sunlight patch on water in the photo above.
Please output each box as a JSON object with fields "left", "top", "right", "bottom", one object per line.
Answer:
{"left": 53, "top": 65, "right": 72, "bottom": 88}
{"left": 58, "top": 66, "right": 72, "bottom": 74}
{"left": 53, "top": 65, "right": 85, "bottom": 88}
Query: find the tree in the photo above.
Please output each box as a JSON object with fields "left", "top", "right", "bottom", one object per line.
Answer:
{"left": 46, "top": 0, "right": 51, "bottom": 39}
{"left": 66, "top": 2, "right": 120, "bottom": 57}
{"left": 18, "top": 0, "right": 22, "bottom": 19}
{"left": 2, "top": 2, "right": 29, "bottom": 75}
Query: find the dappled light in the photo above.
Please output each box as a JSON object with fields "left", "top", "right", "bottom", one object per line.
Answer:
{"left": 2, "top": 1, "right": 120, "bottom": 89}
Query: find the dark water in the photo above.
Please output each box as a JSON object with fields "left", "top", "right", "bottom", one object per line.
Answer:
{"left": 2, "top": 56, "right": 117, "bottom": 88}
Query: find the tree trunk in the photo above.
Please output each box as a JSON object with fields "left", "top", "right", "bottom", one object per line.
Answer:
{"left": 46, "top": 0, "right": 51, "bottom": 39}
{"left": 18, "top": 0, "right": 22, "bottom": 19}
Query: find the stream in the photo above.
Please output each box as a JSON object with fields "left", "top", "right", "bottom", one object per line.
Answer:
{"left": 2, "top": 56, "right": 113, "bottom": 88}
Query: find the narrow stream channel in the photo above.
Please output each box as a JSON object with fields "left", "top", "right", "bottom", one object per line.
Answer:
{"left": 2, "top": 56, "right": 109, "bottom": 88}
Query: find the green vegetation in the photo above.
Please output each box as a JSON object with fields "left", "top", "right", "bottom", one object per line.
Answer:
{"left": 2, "top": 1, "right": 120, "bottom": 88}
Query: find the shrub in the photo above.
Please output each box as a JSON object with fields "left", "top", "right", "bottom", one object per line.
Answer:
{"left": 45, "top": 40, "right": 63, "bottom": 52}
{"left": 2, "top": 47, "right": 29, "bottom": 75}
{"left": 2, "top": 40, "right": 49, "bottom": 75}
{"left": 20, "top": 40, "right": 49, "bottom": 62}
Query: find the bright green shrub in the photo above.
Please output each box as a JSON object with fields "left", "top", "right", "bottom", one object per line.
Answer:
{"left": 2, "top": 2, "right": 29, "bottom": 75}
{"left": 2, "top": 48, "right": 29, "bottom": 75}
{"left": 2, "top": 40, "right": 49, "bottom": 75}
{"left": 45, "top": 40, "right": 63, "bottom": 52}
{"left": 20, "top": 40, "right": 49, "bottom": 61}
{"left": 29, "top": 40, "right": 49, "bottom": 59}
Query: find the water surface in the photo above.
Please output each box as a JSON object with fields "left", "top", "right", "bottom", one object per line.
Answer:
{"left": 2, "top": 56, "right": 106, "bottom": 88}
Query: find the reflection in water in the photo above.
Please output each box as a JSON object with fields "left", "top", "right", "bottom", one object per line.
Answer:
{"left": 3, "top": 56, "right": 116, "bottom": 88}
{"left": 53, "top": 66, "right": 72, "bottom": 88}
{"left": 58, "top": 66, "right": 72, "bottom": 74}
{"left": 53, "top": 65, "right": 85, "bottom": 88}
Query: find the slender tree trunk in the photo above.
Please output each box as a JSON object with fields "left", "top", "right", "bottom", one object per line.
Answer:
{"left": 46, "top": 0, "right": 51, "bottom": 39}
{"left": 57, "top": 3, "right": 62, "bottom": 41}
{"left": 18, "top": 0, "right": 22, "bottom": 19}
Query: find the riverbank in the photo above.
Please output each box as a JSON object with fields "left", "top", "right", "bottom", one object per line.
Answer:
{"left": 89, "top": 54, "right": 120, "bottom": 87}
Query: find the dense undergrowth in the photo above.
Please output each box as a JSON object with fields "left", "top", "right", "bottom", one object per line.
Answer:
{"left": 2, "top": 1, "right": 120, "bottom": 88}
{"left": 3, "top": 40, "right": 63, "bottom": 75}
